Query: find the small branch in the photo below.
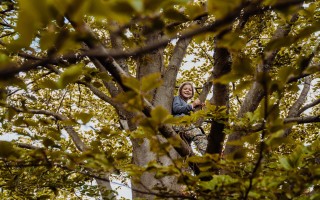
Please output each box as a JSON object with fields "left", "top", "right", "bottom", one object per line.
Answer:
{"left": 0, "top": 21, "right": 14, "bottom": 28}
{"left": 284, "top": 115, "right": 320, "bottom": 124}
{"left": 249, "top": 115, "right": 320, "bottom": 132}
{"left": 0, "top": 31, "right": 15, "bottom": 38}
{"left": 56, "top": 89, "right": 68, "bottom": 113}
{"left": 78, "top": 81, "right": 119, "bottom": 109}
{"left": 198, "top": 45, "right": 215, "bottom": 67}
{"left": 16, "top": 143, "right": 41, "bottom": 150}
{"left": 287, "top": 64, "right": 320, "bottom": 83}
{"left": 232, "top": 82, "right": 242, "bottom": 106}
{"left": 8, "top": 71, "right": 53, "bottom": 96}
{"left": 298, "top": 98, "right": 320, "bottom": 115}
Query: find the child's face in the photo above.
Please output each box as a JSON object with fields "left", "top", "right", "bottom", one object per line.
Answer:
{"left": 180, "top": 84, "right": 193, "bottom": 99}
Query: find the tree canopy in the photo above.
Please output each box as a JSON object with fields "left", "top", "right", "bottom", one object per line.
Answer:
{"left": 0, "top": 0, "right": 319, "bottom": 199}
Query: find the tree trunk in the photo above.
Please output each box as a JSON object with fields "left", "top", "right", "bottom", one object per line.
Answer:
{"left": 207, "top": 35, "right": 231, "bottom": 155}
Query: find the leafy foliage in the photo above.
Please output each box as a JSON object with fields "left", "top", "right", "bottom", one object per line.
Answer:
{"left": 0, "top": 0, "right": 319, "bottom": 199}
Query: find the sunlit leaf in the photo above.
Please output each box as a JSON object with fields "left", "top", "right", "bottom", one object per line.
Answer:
{"left": 141, "top": 73, "right": 162, "bottom": 93}
{"left": 207, "top": 0, "right": 242, "bottom": 19}
{"left": 0, "top": 141, "right": 18, "bottom": 158}
{"left": 39, "top": 79, "right": 59, "bottom": 90}
{"left": 217, "top": 31, "right": 247, "bottom": 51}
{"left": 58, "top": 64, "right": 83, "bottom": 88}
{"left": 74, "top": 112, "right": 93, "bottom": 124}
{"left": 279, "top": 157, "right": 292, "bottom": 170}
{"left": 163, "top": 8, "right": 189, "bottom": 22}
{"left": 122, "top": 76, "right": 140, "bottom": 93}
{"left": 12, "top": 0, "right": 51, "bottom": 49}
{"left": 129, "top": 0, "right": 144, "bottom": 12}
{"left": 184, "top": 3, "right": 206, "bottom": 19}
{"left": 151, "top": 106, "right": 170, "bottom": 125}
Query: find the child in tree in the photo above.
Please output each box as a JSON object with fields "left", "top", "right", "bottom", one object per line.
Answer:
{"left": 172, "top": 82, "right": 207, "bottom": 154}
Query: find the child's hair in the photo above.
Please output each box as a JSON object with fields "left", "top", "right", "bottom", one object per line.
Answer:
{"left": 178, "top": 82, "right": 195, "bottom": 99}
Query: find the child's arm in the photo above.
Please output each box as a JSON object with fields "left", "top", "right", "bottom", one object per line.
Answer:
{"left": 172, "top": 96, "right": 193, "bottom": 115}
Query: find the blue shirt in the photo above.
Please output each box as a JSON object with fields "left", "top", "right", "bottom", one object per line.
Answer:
{"left": 172, "top": 96, "right": 193, "bottom": 116}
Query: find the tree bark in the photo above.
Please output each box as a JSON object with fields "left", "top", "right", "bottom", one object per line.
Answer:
{"left": 283, "top": 76, "right": 312, "bottom": 137}
{"left": 207, "top": 37, "right": 231, "bottom": 155}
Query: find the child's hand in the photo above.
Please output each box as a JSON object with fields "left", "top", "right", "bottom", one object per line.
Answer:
{"left": 192, "top": 98, "right": 202, "bottom": 108}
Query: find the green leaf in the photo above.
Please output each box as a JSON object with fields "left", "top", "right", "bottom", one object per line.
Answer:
{"left": 92, "top": 0, "right": 134, "bottom": 24}
{"left": 47, "top": 128, "right": 61, "bottom": 141}
{"left": 11, "top": 0, "right": 51, "bottom": 50}
{"left": 215, "top": 56, "right": 253, "bottom": 84}
{"left": 0, "top": 141, "right": 18, "bottom": 158}
{"left": 150, "top": 106, "right": 170, "bottom": 125}
{"left": 24, "top": 119, "right": 38, "bottom": 126}
{"left": 214, "top": 72, "right": 241, "bottom": 84}
{"left": 74, "top": 112, "right": 93, "bottom": 124}
{"left": 7, "top": 77, "right": 27, "bottom": 90}
{"left": 6, "top": 107, "right": 17, "bottom": 121}
{"left": 141, "top": 73, "right": 162, "bottom": 93}
{"left": 241, "top": 132, "right": 260, "bottom": 144}
{"left": 200, "top": 175, "right": 238, "bottom": 190}
{"left": 39, "top": 79, "right": 59, "bottom": 90}
{"left": 234, "top": 80, "right": 252, "bottom": 95}
{"left": 265, "top": 37, "right": 294, "bottom": 51}
{"left": 207, "top": 0, "right": 242, "bottom": 19}
{"left": 0, "top": 54, "right": 10, "bottom": 64}
{"left": 217, "top": 31, "right": 247, "bottom": 51}
{"left": 185, "top": 3, "right": 206, "bottom": 19}
{"left": 122, "top": 76, "right": 140, "bottom": 93}
{"left": 266, "top": 22, "right": 320, "bottom": 51}
{"left": 58, "top": 64, "right": 83, "bottom": 88}
{"left": 43, "top": 138, "right": 55, "bottom": 148}
{"left": 163, "top": 8, "right": 189, "bottom": 22}
{"left": 278, "top": 66, "right": 293, "bottom": 85}
{"left": 92, "top": 81, "right": 103, "bottom": 88}
{"left": 279, "top": 157, "right": 292, "bottom": 170}
{"left": 97, "top": 72, "right": 113, "bottom": 82}
{"left": 39, "top": 31, "right": 57, "bottom": 51}
{"left": 129, "top": 0, "right": 144, "bottom": 12}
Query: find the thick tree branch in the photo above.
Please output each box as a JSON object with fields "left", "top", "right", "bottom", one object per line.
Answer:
{"left": 78, "top": 81, "right": 119, "bottom": 109}
{"left": 288, "top": 77, "right": 312, "bottom": 117}
{"left": 154, "top": 37, "right": 192, "bottom": 109}
{"left": 284, "top": 77, "right": 312, "bottom": 137}
{"left": 109, "top": 21, "right": 129, "bottom": 73}
{"left": 88, "top": 58, "right": 121, "bottom": 97}
{"left": 207, "top": 31, "right": 232, "bottom": 155}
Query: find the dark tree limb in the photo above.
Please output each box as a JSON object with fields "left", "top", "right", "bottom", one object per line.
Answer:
{"left": 207, "top": 32, "right": 232, "bottom": 155}
{"left": 298, "top": 98, "right": 320, "bottom": 115}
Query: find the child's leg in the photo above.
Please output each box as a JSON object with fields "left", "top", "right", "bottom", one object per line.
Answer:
{"left": 184, "top": 128, "right": 207, "bottom": 155}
